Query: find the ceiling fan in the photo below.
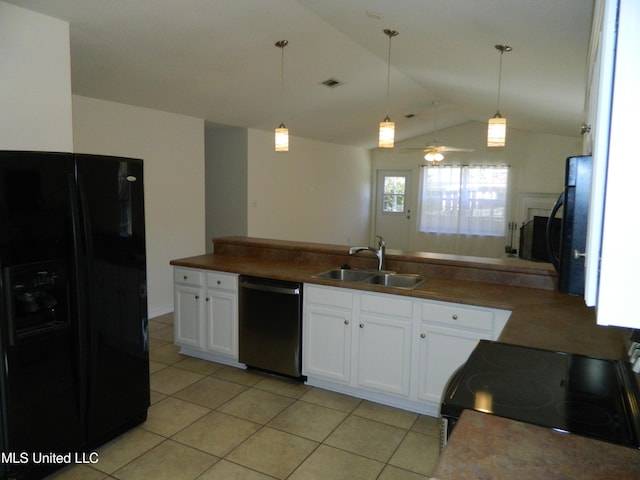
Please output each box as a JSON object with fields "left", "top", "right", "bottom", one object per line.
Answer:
{"left": 400, "top": 101, "right": 473, "bottom": 162}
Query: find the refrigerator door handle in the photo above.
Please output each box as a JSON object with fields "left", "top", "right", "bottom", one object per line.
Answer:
{"left": 68, "top": 174, "right": 89, "bottom": 419}
{"left": 546, "top": 192, "right": 564, "bottom": 270}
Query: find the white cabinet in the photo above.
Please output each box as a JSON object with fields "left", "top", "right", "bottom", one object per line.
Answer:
{"left": 173, "top": 268, "right": 205, "bottom": 348}
{"left": 357, "top": 294, "right": 413, "bottom": 397}
{"left": 303, "top": 285, "right": 353, "bottom": 384}
{"left": 303, "top": 284, "right": 509, "bottom": 415}
{"left": 204, "top": 271, "right": 238, "bottom": 357}
{"left": 173, "top": 267, "right": 240, "bottom": 366}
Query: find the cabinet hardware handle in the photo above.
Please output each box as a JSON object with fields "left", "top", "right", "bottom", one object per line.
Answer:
{"left": 183, "top": 275, "right": 187, "bottom": 280}
{"left": 344, "top": 320, "right": 349, "bottom": 325}
{"left": 205, "top": 297, "right": 209, "bottom": 302}
{"left": 217, "top": 280, "right": 222, "bottom": 285}
{"left": 359, "top": 323, "right": 364, "bottom": 328}
{"left": 452, "top": 314, "right": 458, "bottom": 320}
{"left": 420, "top": 333, "right": 426, "bottom": 338}
{"left": 195, "top": 295, "right": 199, "bottom": 299}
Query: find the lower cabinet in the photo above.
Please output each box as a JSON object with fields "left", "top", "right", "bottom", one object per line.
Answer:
{"left": 173, "top": 267, "right": 240, "bottom": 366}
{"left": 303, "top": 284, "right": 510, "bottom": 415}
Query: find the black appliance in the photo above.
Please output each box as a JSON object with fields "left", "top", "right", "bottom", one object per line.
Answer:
{"left": 519, "top": 216, "right": 560, "bottom": 262}
{"left": 0, "top": 151, "right": 149, "bottom": 480}
{"left": 546, "top": 155, "right": 592, "bottom": 295}
{"left": 238, "top": 276, "right": 303, "bottom": 379}
{"left": 440, "top": 340, "right": 640, "bottom": 452}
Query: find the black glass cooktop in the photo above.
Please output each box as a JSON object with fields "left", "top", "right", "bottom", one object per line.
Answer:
{"left": 441, "top": 340, "right": 640, "bottom": 448}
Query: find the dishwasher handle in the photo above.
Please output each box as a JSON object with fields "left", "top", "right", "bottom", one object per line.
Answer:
{"left": 239, "top": 278, "right": 301, "bottom": 295}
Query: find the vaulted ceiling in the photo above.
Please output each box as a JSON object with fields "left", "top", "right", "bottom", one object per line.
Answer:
{"left": 8, "top": 0, "right": 594, "bottom": 148}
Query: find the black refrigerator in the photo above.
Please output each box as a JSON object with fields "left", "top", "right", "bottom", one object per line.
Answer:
{"left": 546, "top": 155, "right": 592, "bottom": 295}
{"left": 0, "top": 151, "right": 149, "bottom": 480}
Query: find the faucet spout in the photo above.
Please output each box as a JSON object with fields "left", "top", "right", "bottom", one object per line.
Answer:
{"left": 348, "top": 235, "right": 386, "bottom": 270}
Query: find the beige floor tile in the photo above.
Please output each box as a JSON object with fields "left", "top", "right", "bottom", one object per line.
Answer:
{"left": 218, "top": 388, "right": 294, "bottom": 424}
{"left": 150, "top": 312, "right": 174, "bottom": 325}
{"left": 268, "top": 400, "right": 347, "bottom": 442}
{"left": 149, "top": 324, "right": 175, "bottom": 342}
{"left": 149, "top": 360, "right": 167, "bottom": 374}
{"left": 172, "top": 411, "right": 260, "bottom": 457}
{"left": 211, "top": 365, "right": 266, "bottom": 386}
{"left": 388, "top": 431, "right": 440, "bottom": 476}
{"left": 173, "top": 376, "right": 246, "bottom": 409}
{"left": 173, "top": 356, "right": 226, "bottom": 376}
{"left": 44, "top": 464, "right": 109, "bottom": 480}
{"left": 149, "top": 342, "right": 185, "bottom": 365}
{"left": 378, "top": 465, "right": 429, "bottom": 480}
{"left": 353, "top": 400, "right": 418, "bottom": 429}
{"left": 150, "top": 365, "right": 205, "bottom": 395}
{"left": 254, "top": 376, "right": 312, "bottom": 399}
{"left": 324, "top": 415, "right": 407, "bottom": 462}
{"left": 92, "top": 427, "right": 165, "bottom": 474}
{"left": 142, "top": 396, "right": 210, "bottom": 437}
{"left": 199, "top": 459, "right": 274, "bottom": 480}
{"left": 299, "top": 388, "right": 362, "bottom": 413}
{"left": 288, "top": 444, "right": 383, "bottom": 480}
{"left": 149, "top": 389, "right": 167, "bottom": 405}
{"left": 411, "top": 415, "right": 440, "bottom": 438}
{"left": 226, "top": 427, "right": 317, "bottom": 479}
{"left": 114, "top": 439, "right": 217, "bottom": 480}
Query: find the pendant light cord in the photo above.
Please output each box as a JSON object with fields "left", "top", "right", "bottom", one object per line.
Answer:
{"left": 494, "top": 44, "right": 512, "bottom": 115}
{"left": 276, "top": 40, "right": 288, "bottom": 125}
{"left": 383, "top": 29, "right": 398, "bottom": 119}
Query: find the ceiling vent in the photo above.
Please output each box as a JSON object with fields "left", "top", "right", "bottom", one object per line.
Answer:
{"left": 321, "top": 78, "right": 343, "bottom": 88}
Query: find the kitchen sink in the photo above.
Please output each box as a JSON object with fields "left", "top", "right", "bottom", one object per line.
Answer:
{"left": 362, "top": 273, "right": 424, "bottom": 289}
{"left": 313, "top": 268, "right": 424, "bottom": 290}
{"left": 313, "top": 268, "right": 375, "bottom": 282}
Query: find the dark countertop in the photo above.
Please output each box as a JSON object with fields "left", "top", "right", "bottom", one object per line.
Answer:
{"left": 431, "top": 410, "right": 640, "bottom": 480}
{"left": 171, "top": 252, "right": 626, "bottom": 360}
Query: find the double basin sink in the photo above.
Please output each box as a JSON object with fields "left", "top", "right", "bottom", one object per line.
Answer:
{"left": 313, "top": 268, "right": 424, "bottom": 290}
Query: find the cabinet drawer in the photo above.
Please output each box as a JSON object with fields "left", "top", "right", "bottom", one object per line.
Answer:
{"left": 305, "top": 285, "right": 353, "bottom": 309}
{"left": 361, "top": 293, "right": 413, "bottom": 318}
{"left": 174, "top": 267, "right": 204, "bottom": 287}
{"left": 421, "top": 301, "right": 493, "bottom": 331}
{"left": 206, "top": 271, "right": 237, "bottom": 291}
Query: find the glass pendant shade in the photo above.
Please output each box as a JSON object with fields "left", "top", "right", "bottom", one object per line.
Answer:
{"left": 275, "top": 123, "right": 289, "bottom": 152}
{"left": 378, "top": 116, "right": 395, "bottom": 148}
{"left": 487, "top": 114, "right": 507, "bottom": 148}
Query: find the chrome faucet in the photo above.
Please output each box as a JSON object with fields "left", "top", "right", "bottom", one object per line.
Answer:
{"left": 349, "top": 235, "right": 386, "bottom": 270}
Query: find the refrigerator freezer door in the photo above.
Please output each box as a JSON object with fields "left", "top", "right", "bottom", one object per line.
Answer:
{"left": 75, "top": 154, "right": 149, "bottom": 446}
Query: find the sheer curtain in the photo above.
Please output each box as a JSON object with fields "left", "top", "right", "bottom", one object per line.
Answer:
{"left": 419, "top": 165, "right": 509, "bottom": 237}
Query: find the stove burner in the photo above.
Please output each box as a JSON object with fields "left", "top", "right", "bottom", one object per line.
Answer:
{"left": 556, "top": 401, "right": 614, "bottom": 427}
{"left": 481, "top": 348, "right": 551, "bottom": 373}
{"left": 466, "top": 373, "right": 556, "bottom": 410}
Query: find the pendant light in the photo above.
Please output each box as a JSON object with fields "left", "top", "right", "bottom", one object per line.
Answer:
{"left": 379, "top": 29, "right": 399, "bottom": 148}
{"left": 275, "top": 40, "right": 289, "bottom": 152}
{"left": 487, "top": 44, "right": 512, "bottom": 148}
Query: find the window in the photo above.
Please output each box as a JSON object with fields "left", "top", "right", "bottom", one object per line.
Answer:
{"left": 382, "top": 175, "right": 406, "bottom": 213}
{"left": 419, "top": 165, "right": 509, "bottom": 236}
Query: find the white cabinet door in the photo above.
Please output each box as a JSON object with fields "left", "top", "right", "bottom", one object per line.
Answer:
{"left": 303, "top": 303, "right": 352, "bottom": 384}
{"left": 417, "top": 324, "right": 490, "bottom": 404}
{"left": 356, "top": 313, "right": 412, "bottom": 397}
{"left": 174, "top": 284, "right": 203, "bottom": 348}
{"left": 205, "top": 289, "right": 237, "bottom": 357}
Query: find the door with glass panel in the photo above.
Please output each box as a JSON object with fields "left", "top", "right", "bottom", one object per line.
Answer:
{"left": 374, "top": 170, "right": 411, "bottom": 251}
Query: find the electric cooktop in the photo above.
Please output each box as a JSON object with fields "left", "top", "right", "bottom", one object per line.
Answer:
{"left": 441, "top": 340, "right": 640, "bottom": 448}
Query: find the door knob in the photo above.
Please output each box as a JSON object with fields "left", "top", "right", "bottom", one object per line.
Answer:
{"left": 574, "top": 249, "right": 586, "bottom": 260}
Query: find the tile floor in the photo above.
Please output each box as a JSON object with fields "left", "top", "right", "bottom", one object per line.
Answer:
{"left": 46, "top": 313, "right": 441, "bottom": 480}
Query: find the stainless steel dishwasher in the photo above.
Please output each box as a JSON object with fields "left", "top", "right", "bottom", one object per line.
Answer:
{"left": 238, "top": 275, "right": 303, "bottom": 379}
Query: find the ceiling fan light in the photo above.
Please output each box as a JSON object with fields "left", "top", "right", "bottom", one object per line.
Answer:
{"left": 487, "top": 114, "right": 506, "bottom": 147}
{"left": 424, "top": 151, "right": 444, "bottom": 162}
{"left": 275, "top": 123, "right": 289, "bottom": 152}
{"left": 379, "top": 117, "right": 395, "bottom": 148}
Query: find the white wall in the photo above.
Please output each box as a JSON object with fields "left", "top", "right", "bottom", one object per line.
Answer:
{"left": 205, "top": 125, "right": 248, "bottom": 252}
{"left": 0, "top": 1, "right": 73, "bottom": 151}
{"left": 72, "top": 96, "right": 205, "bottom": 317}
{"left": 247, "top": 129, "right": 371, "bottom": 246}
{"left": 371, "top": 121, "right": 582, "bottom": 257}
